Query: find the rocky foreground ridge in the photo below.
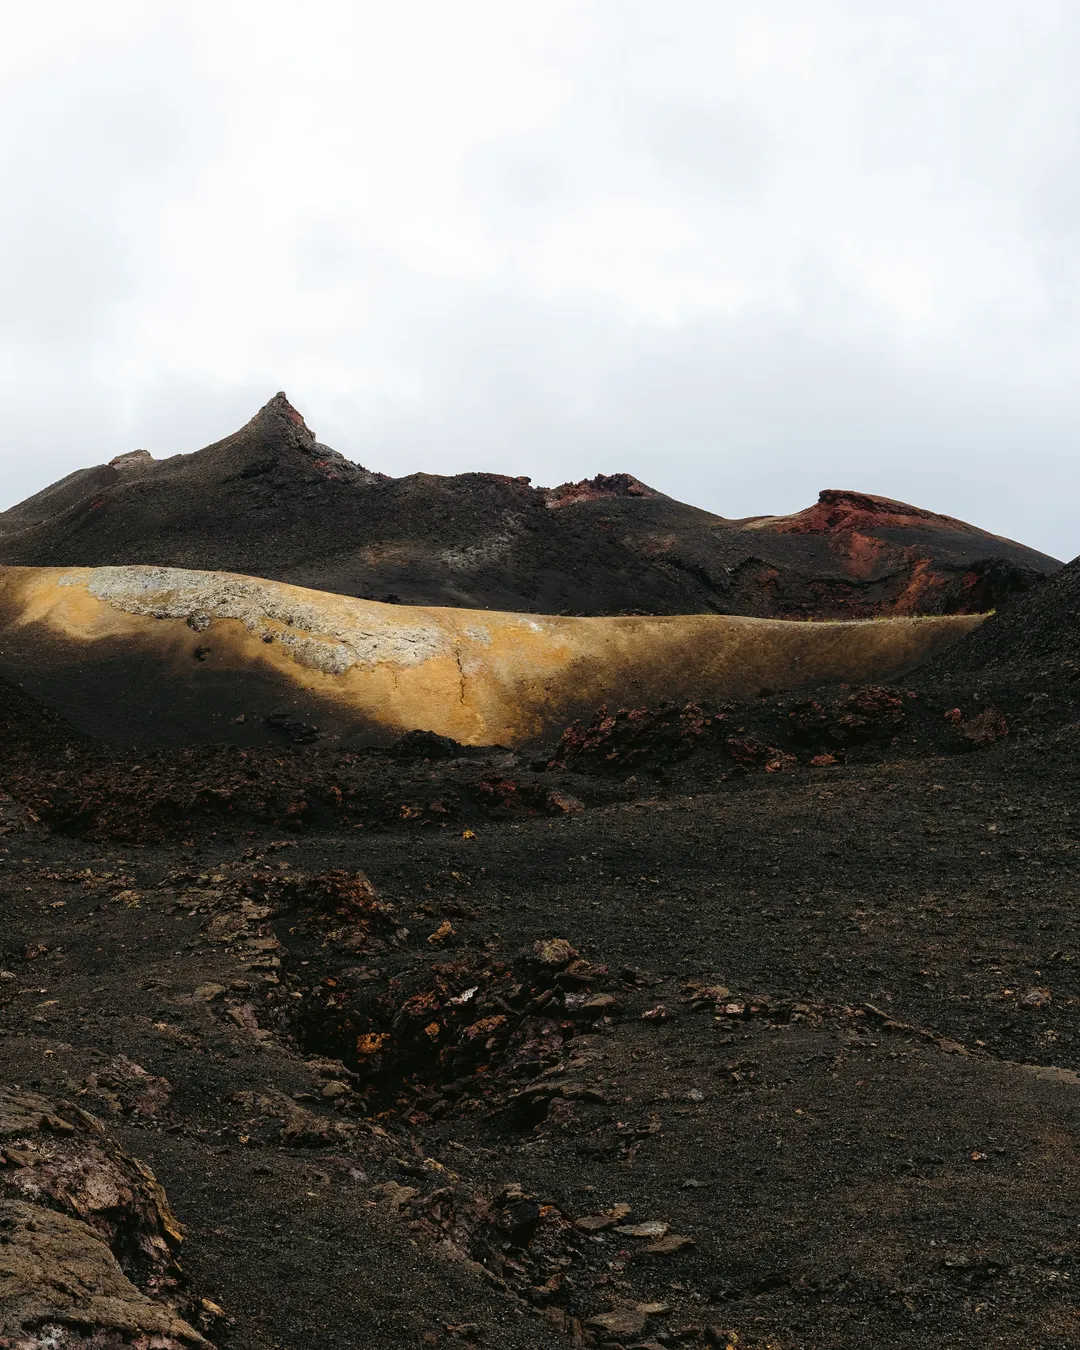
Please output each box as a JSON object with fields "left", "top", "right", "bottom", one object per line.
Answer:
{"left": 0, "top": 1084, "right": 214, "bottom": 1348}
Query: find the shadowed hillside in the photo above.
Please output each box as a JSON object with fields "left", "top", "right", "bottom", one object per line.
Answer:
{"left": 0, "top": 564, "right": 981, "bottom": 748}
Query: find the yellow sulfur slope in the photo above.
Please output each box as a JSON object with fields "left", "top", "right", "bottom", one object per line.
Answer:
{"left": 0, "top": 565, "right": 984, "bottom": 747}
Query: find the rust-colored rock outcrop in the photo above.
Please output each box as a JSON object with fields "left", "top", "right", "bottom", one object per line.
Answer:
{"left": 0, "top": 1087, "right": 209, "bottom": 1348}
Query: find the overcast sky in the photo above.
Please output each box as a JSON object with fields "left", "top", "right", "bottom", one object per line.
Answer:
{"left": 2, "top": 2, "right": 1078, "bottom": 559}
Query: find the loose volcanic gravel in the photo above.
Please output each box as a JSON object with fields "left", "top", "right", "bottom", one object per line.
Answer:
{"left": 0, "top": 703, "right": 1078, "bottom": 1347}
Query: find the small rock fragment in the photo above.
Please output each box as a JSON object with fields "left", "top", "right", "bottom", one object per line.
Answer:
{"left": 575, "top": 1202, "right": 632, "bottom": 1233}
{"left": 586, "top": 1307, "right": 648, "bottom": 1337}
{"left": 566, "top": 992, "right": 621, "bottom": 1020}
{"left": 82, "top": 1055, "right": 172, "bottom": 1118}
{"left": 371, "top": 1181, "right": 420, "bottom": 1211}
{"left": 546, "top": 790, "right": 585, "bottom": 814}
{"left": 643, "top": 1233, "right": 696, "bottom": 1254}
{"left": 533, "top": 937, "right": 579, "bottom": 969}
{"left": 683, "top": 983, "right": 730, "bottom": 1005}
{"left": 0, "top": 791, "right": 39, "bottom": 835}
{"left": 614, "top": 1220, "right": 670, "bottom": 1239}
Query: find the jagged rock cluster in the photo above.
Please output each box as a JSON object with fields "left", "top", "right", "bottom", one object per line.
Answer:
{"left": 0, "top": 1086, "right": 211, "bottom": 1348}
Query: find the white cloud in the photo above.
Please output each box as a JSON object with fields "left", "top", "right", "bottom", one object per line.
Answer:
{"left": 1, "top": 0, "right": 1078, "bottom": 558}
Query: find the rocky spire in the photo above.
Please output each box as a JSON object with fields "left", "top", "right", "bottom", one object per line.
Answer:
{"left": 242, "top": 391, "right": 318, "bottom": 451}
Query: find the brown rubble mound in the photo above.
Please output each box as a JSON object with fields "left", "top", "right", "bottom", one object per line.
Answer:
{"left": 915, "top": 550, "right": 1080, "bottom": 735}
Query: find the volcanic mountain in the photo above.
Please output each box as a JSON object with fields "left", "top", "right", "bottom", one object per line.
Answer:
{"left": 0, "top": 393, "right": 1058, "bottom": 617}
{"left": 2, "top": 402, "right": 1080, "bottom": 1349}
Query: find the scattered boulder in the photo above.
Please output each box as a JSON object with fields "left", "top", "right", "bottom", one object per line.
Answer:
{"left": 390, "top": 730, "right": 467, "bottom": 760}
{"left": 80, "top": 1055, "right": 173, "bottom": 1118}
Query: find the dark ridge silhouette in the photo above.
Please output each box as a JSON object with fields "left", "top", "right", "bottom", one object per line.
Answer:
{"left": 0, "top": 392, "right": 1059, "bottom": 617}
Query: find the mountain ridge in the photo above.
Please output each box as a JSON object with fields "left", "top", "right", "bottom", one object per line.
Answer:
{"left": 0, "top": 392, "right": 1059, "bottom": 618}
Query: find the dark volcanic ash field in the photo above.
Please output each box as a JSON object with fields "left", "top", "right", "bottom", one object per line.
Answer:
{"left": 0, "top": 401, "right": 1078, "bottom": 1350}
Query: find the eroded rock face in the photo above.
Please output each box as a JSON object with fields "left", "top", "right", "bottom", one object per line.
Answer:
{"left": 744, "top": 489, "right": 1052, "bottom": 615}
{"left": 544, "top": 472, "right": 655, "bottom": 508}
{"left": 0, "top": 1200, "right": 205, "bottom": 1350}
{"left": 0, "top": 1087, "right": 209, "bottom": 1349}
{"left": 108, "top": 449, "right": 155, "bottom": 471}
{"left": 762, "top": 488, "right": 983, "bottom": 538}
